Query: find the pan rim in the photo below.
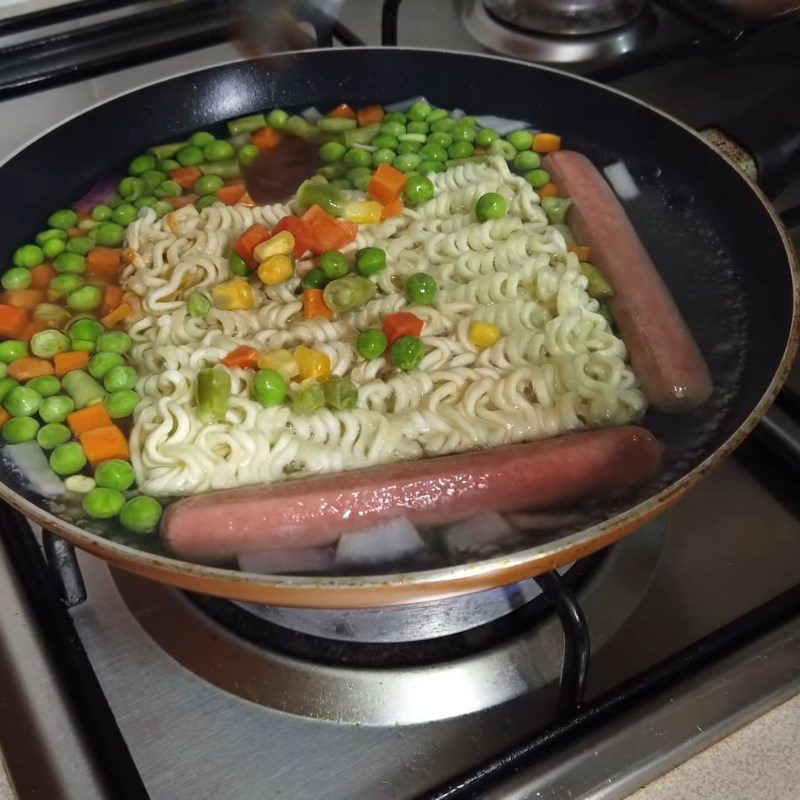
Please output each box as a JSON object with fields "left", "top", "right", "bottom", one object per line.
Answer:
{"left": 0, "top": 46, "right": 797, "bottom": 607}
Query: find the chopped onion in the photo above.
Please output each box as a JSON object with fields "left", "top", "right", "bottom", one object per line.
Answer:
{"left": 3, "top": 443, "right": 64, "bottom": 498}
{"left": 301, "top": 106, "right": 322, "bottom": 123}
{"left": 64, "top": 475, "right": 96, "bottom": 494}
{"left": 335, "top": 518, "right": 424, "bottom": 566}
{"left": 451, "top": 108, "right": 465, "bottom": 121}
{"left": 73, "top": 176, "right": 118, "bottom": 213}
{"left": 386, "top": 96, "right": 427, "bottom": 111}
{"left": 603, "top": 161, "right": 640, "bottom": 200}
{"left": 229, "top": 132, "right": 250, "bottom": 149}
{"left": 352, "top": 142, "right": 377, "bottom": 152}
{"left": 505, "top": 511, "right": 582, "bottom": 530}
{"left": 473, "top": 115, "right": 533, "bottom": 136}
{"left": 238, "top": 547, "right": 334, "bottom": 575}
{"left": 443, "top": 512, "right": 514, "bottom": 554}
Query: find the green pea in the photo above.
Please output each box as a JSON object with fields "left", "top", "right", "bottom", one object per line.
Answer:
{"left": 391, "top": 153, "right": 420, "bottom": 174}
{"left": 356, "top": 329, "right": 387, "bottom": 360}
{"left": 94, "top": 459, "right": 135, "bottom": 491}
{"left": 1, "top": 267, "right": 31, "bottom": 290}
{"left": 48, "top": 209, "right": 78, "bottom": 230}
{"left": 404, "top": 272, "right": 437, "bottom": 305}
{"left": 30, "top": 329, "right": 70, "bottom": 358}
{"left": 373, "top": 148, "right": 396, "bottom": 166}
{"left": 507, "top": 130, "right": 534, "bottom": 151}
{"left": 96, "top": 331, "right": 131, "bottom": 354}
{"left": 50, "top": 442, "right": 86, "bottom": 476}
{"left": 331, "top": 179, "right": 352, "bottom": 190}
{"left": 417, "top": 160, "right": 445, "bottom": 175}
{"left": 13, "top": 244, "right": 44, "bottom": 268}
{"left": 111, "top": 204, "right": 137, "bottom": 225}
{"left": 35, "top": 228, "right": 68, "bottom": 246}
{"left": 371, "top": 134, "right": 398, "bottom": 150}
{"left": 476, "top": 192, "right": 508, "bottom": 221}
{"left": 237, "top": 144, "right": 260, "bottom": 166}
{"left": 203, "top": 139, "right": 235, "bottom": 162}
{"left": 476, "top": 128, "right": 499, "bottom": 148}
{"left": 153, "top": 201, "right": 173, "bottom": 218}
{"left": 319, "top": 141, "right": 346, "bottom": 162}
{"left": 397, "top": 141, "right": 423, "bottom": 155}
{"left": 67, "top": 285, "right": 102, "bottom": 312}
{"left": 319, "top": 250, "right": 349, "bottom": 279}
{"left": 266, "top": 109, "right": 289, "bottom": 129}
{"left": 49, "top": 273, "right": 84, "bottom": 297}
{"left": 0, "top": 341, "right": 26, "bottom": 364}
{"left": 91, "top": 204, "right": 113, "bottom": 221}
{"left": 344, "top": 148, "right": 372, "bottom": 168}
{"left": 190, "top": 131, "right": 215, "bottom": 147}
{"left": 488, "top": 139, "right": 518, "bottom": 161}
{"left": 37, "top": 422, "right": 71, "bottom": 450}
{"left": 3, "top": 416, "right": 39, "bottom": 443}
{"left": 451, "top": 124, "right": 476, "bottom": 143}
{"left": 346, "top": 167, "right": 373, "bottom": 191}
{"left": 194, "top": 174, "right": 224, "bottom": 196}
{"left": 118, "top": 177, "right": 147, "bottom": 201}
{"left": 176, "top": 145, "right": 204, "bottom": 166}
{"left": 317, "top": 163, "right": 347, "bottom": 181}
{"left": 525, "top": 168, "right": 551, "bottom": 189}
{"left": 141, "top": 169, "right": 166, "bottom": 193}
{"left": 39, "top": 394, "right": 74, "bottom": 424}
{"left": 70, "top": 339, "right": 96, "bottom": 354}
{"left": 289, "top": 381, "right": 325, "bottom": 415}
{"left": 104, "top": 389, "right": 139, "bottom": 419}
{"left": 513, "top": 150, "right": 542, "bottom": 173}
{"left": 103, "top": 365, "right": 137, "bottom": 392}
{"left": 323, "top": 376, "right": 358, "bottom": 411}
{"left": 41, "top": 237, "right": 66, "bottom": 259}
{"left": 355, "top": 247, "right": 386, "bottom": 277}
{"left": 380, "top": 121, "right": 406, "bottom": 138}
{"left": 252, "top": 369, "right": 287, "bottom": 406}
{"left": 384, "top": 111, "right": 407, "bottom": 125}
{"left": 390, "top": 335, "right": 425, "bottom": 370}
{"left": 0, "top": 378, "right": 19, "bottom": 401}
{"left": 66, "top": 236, "right": 94, "bottom": 255}
{"left": 27, "top": 375, "right": 61, "bottom": 398}
{"left": 158, "top": 158, "right": 180, "bottom": 172}
{"left": 301, "top": 268, "right": 329, "bottom": 290}
{"left": 427, "top": 131, "right": 453, "bottom": 149}
{"left": 83, "top": 487, "right": 125, "bottom": 519}
{"left": 155, "top": 180, "right": 182, "bottom": 198}
{"left": 128, "top": 154, "right": 156, "bottom": 175}
{"left": 420, "top": 143, "right": 448, "bottom": 162}
{"left": 229, "top": 252, "right": 249, "bottom": 277}
{"left": 406, "top": 121, "right": 429, "bottom": 135}
{"left": 93, "top": 222, "right": 125, "bottom": 247}
{"left": 186, "top": 292, "right": 211, "bottom": 318}
{"left": 448, "top": 141, "right": 474, "bottom": 159}
{"left": 403, "top": 175, "right": 435, "bottom": 205}
{"left": 426, "top": 108, "right": 448, "bottom": 123}
{"left": 430, "top": 118, "right": 455, "bottom": 133}
{"left": 119, "top": 495, "right": 163, "bottom": 533}
{"left": 195, "top": 196, "right": 217, "bottom": 211}
{"left": 134, "top": 196, "right": 158, "bottom": 211}
{"left": 406, "top": 101, "right": 431, "bottom": 121}
{"left": 0, "top": 363, "right": 6, "bottom": 379}
{"left": 4, "top": 385, "right": 41, "bottom": 417}
{"left": 67, "top": 319, "right": 102, "bottom": 344}
{"left": 461, "top": 115, "right": 477, "bottom": 127}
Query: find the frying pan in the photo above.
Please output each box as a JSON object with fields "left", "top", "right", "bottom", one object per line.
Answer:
{"left": 0, "top": 48, "right": 796, "bottom": 608}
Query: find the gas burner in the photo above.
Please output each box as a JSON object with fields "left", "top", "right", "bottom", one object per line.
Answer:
{"left": 112, "top": 520, "right": 664, "bottom": 724}
{"left": 463, "top": 0, "right": 657, "bottom": 64}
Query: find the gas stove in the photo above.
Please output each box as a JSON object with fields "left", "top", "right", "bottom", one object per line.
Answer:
{"left": 0, "top": 2, "right": 800, "bottom": 799}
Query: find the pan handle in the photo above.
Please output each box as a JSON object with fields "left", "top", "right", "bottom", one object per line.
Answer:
{"left": 708, "top": 78, "right": 800, "bottom": 199}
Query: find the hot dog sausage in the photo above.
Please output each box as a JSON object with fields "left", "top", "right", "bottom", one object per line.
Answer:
{"left": 543, "top": 150, "right": 712, "bottom": 412}
{"left": 162, "top": 426, "right": 663, "bottom": 560}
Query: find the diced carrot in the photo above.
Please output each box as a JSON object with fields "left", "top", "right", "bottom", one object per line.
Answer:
{"left": 79, "top": 425, "right": 130, "bottom": 467}
{"left": 251, "top": 127, "right": 282, "bottom": 150}
{"left": 86, "top": 247, "right": 123, "bottom": 281}
{"left": 8, "top": 357, "right": 53, "bottom": 381}
{"left": 0, "top": 408, "right": 9, "bottom": 427}
{"left": 532, "top": 133, "right": 562, "bottom": 154}
{"left": 239, "top": 191, "right": 256, "bottom": 207}
{"left": 567, "top": 244, "right": 591, "bottom": 260}
{"left": 100, "top": 284, "right": 124, "bottom": 317}
{"left": 302, "top": 289, "right": 333, "bottom": 320}
{"left": 272, "top": 216, "right": 314, "bottom": 259}
{"left": 167, "top": 194, "right": 198, "bottom": 210}
{"left": 222, "top": 345, "right": 259, "bottom": 369}
{"left": 301, "top": 207, "right": 358, "bottom": 254}
{"left": 214, "top": 184, "right": 246, "bottom": 205}
{"left": 0, "top": 289, "right": 45, "bottom": 312}
{"left": 300, "top": 204, "right": 332, "bottom": 227}
{"left": 66, "top": 227, "right": 84, "bottom": 238}
{"left": 0, "top": 304, "right": 29, "bottom": 338}
{"left": 20, "top": 321, "right": 44, "bottom": 342}
{"left": 356, "top": 105, "right": 385, "bottom": 127}
{"left": 473, "top": 147, "right": 486, "bottom": 156}
{"left": 169, "top": 166, "right": 202, "bottom": 189}
{"left": 382, "top": 311, "right": 423, "bottom": 345}
{"left": 54, "top": 350, "right": 90, "bottom": 377}
{"left": 121, "top": 248, "right": 137, "bottom": 264}
{"left": 76, "top": 211, "right": 92, "bottom": 223}
{"left": 538, "top": 183, "right": 560, "bottom": 198}
{"left": 29, "top": 263, "right": 55, "bottom": 289}
{"left": 367, "top": 163, "right": 407, "bottom": 204}
{"left": 100, "top": 302, "right": 133, "bottom": 329}
{"left": 327, "top": 103, "right": 356, "bottom": 120}
{"left": 381, "top": 198, "right": 404, "bottom": 219}
{"left": 233, "top": 224, "right": 271, "bottom": 268}
{"left": 67, "top": 403, "right": 112, "bottom": 436}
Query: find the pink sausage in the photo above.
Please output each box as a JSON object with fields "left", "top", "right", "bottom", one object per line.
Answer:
{"left": 543, "top": 150, "right": 712, "bottom": 412}
{"left": 162, "top": 426, "right": 663, "bottom": 560}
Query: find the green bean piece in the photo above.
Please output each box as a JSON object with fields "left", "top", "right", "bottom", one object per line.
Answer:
{"left": 203, "top": 139, "right": 235, "bottom": 162}
{"left": 119, "top": 495, "right": 163, "bottom": 533}
{"left": 476, "top": 192, "right": 507, "bottom": 222}
{"left": 37, "top": 422, "right": 71, "bottom": 450}
{"left": 289, "top": 381, "right": 325, "bottom": 415}
{"left": 1, "top": 267, "right": 32, "bottom": 290}
{"left": 283, "top": 115, "right": 324, "bottom": 142}
{"left": 147, "top": 142, "right": 189, "bottom": 159}
{"left": 176, "top": 145, "right": 204, "bottom": 166}
{"left": 347, "top": 167, "right": 372, "bottom": 192}
{"left": 69, "top": 318, "right": 103, "bottom": 342}
{"left": 157, "top": 158, "right": 180, "bottom": 172}
{"left": 475, "top": 128, "right": 499, "bottom": 148}
{"left": 39, "top": 394, "right": 75, "bottom": 424}
{"left": 118, "top": 177, "right": 147, "bottom": 202}
{"left": 196, "top": 367, "right": 231, "bottom": 424}
{"left": 598, "top": 300, "right": 614, "bottom": 327}
{"left": 390, "top": 335, "right": 425, "bottom": 370}
{"left": 581, "top": 262, "right": 615, "bottom": 300}
{"left": 331, "top": 179, "right": 353, "bottom": 190}
{"left": 403, "top": 175, "right": 435, "bottom": 205}
{"left": 4, "top": 386, "right": 42, "bottom": 417}
{"left": 96, "top": 331, "right": 131, "bottom": 354}
{"left": 194, "top": 174, "right": 224, "bottom": 196}
{"left": 103, "top": 365, "right": 137, "bottom": 392}
{"left": 355, "top": 247, "right": 387, "bottom": 277}
{"left": 35, "top": 228, "right": 68, "bottom": 246}
{"left": 61, "top": 370, "right": 105, "bottom": 409}
{"left": 343, "top": 147, "right": 372, "bottom": 168}
{"left": 301, "top": 268, "right": 329, "bottom": 290}
{"left": 111, "top": 204, "right": 137, "bottom": 225}
{"left": 198, "top": 160, "right": 241, "bottom": 179}
{"left": 186, "top": 292, "right": 212, "bottom": 319}
{"left": 0, "top": 378, "right": 19, "bottom": 402}
{"left": 541, "top": 196, "right": 572, "bottom": 225}
{"left": 524, "top": 168, "right": 550, "bottom": 189}
{"left": 94, "top": 459, "right": 135, "bottom": 491}
{"left": 27, "top": 375, "right": 61, "bottom": 398}
{"left": 318, "top": 117, "right": 357, "bottom": 133}
{"left": 488, "top": 139, "right": 517, "bottom": 161}
{"left": 228, "top": 114, "right": 267, "bottom": 135}
{"left": 295, "top": 180, "right": 347, "bottom": 217}
{"left": 30, "top": 329, "right": 70, "bottom": 358}
{"left": 404, "top": 272, "right": 437, "bottom": 305}
{"left": 0, "top": 340, "right": 26, "bottom": 364}
{"left": 513, "top": 150, "right": 541, "bottom": 173}
{"left": 48, "top": 209, "right": 78, "bottom": 230}
{"left": 266, "top": 109, "right": 289, "bottom": 129}
{"left": 319, "top": 250, "right": 349, "bottom": 279}
{"left": 83, "top": 487, "right": 125, "bottom": 519}
{"left": 237, "top": 144, "right": 260, "bottom": 166}
{"left": 343, "top": 122, "right": 381, "bottom": 147}
{"left": 323, "top": 275, "right": 377, "bottom": 313}
{"left": 104, "top": 389, "right": 139, "bottom": 419}
{"left": 67, "top": 285, "right": 102, "bottom": 312}
{"left": 93, "top": 222, "right": 125, "bottom": 247}
{"left": 448, "top": 141, "right": 474, "bottom": 160}
{"left": 407, "top": 101, "right": 432, "bottom": 121}
{"left": 323, "top": 376, "right": 358, "bottom": 411}
{"left": 356, "top": 329, "right": 387, "bottom": 360}
{"left": 3, "top": 416, "right": 39, "bottom": 444}
{"left": 13, "top": 244, "right": 44, "bottom": 268}
{"left": 155, "top": 180, "right": 181, "bottom": 198}
{"left": 252, "top": 369, "right": 287, "bottom": 407}
{"left": 41, "top": 237, "right": 66, "bottom": 259}
{"left": 317, "top": 162, "right": 348, "bottom": 181}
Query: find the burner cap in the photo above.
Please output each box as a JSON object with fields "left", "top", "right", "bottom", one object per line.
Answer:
{"left": 483, "top": 0, "right": 646, "bottom": 36}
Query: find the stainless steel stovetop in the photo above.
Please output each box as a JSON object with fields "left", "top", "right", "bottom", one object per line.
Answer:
{"left": 0, "top": 2, "right": 800, "bottom": 799}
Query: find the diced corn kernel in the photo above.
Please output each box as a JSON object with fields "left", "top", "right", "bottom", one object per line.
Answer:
{"left": 468, "top": 321, "right": 500, "bottom": 348}
{"left": 294, "top": 345, "right": 331, "bottom": 381}
{"left": 253, "top": 230, "right": 295, "bottom": 261}
{"left": 257, "top": 348, "right": 299, "bottom": 380}
{"left": 211, "top": 278, "right": 254, "bottom": 310}
{"left": 343, "top": 200, "right": 382, "bottom": 224}
{"left": 258, "top": 254, "right": 295, "bottom": 286}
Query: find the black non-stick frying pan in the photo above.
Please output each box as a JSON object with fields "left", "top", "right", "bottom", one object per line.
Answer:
{"left": 0, "top": 48, "right": 796, "bottom": 607}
